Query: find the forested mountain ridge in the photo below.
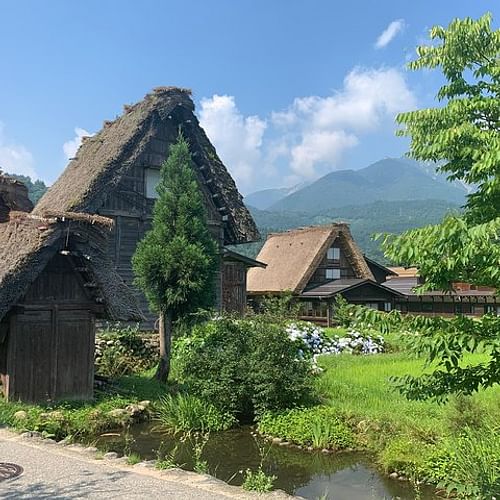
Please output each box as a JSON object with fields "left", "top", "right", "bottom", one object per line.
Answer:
{"left": 235, "top": 199, "right": 461, "bottom": 264}
{"left": 246, "top": 158, "right": 468, "bottom": 213}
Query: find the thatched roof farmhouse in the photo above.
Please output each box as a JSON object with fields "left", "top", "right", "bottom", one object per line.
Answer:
{"left": 248, "top": 224, "right": 402, "bottom": 325}
{"left": 249, "top": 223, "right": 498, "bottom": 323}
{"left": 35, "top": 87, "right": 260, "bottom": 320}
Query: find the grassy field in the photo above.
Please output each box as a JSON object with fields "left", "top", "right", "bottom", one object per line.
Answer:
{"left": 313, "top": 352, "right": 500, "bottom": 480}
{"left": 316, "top": 352, "right": 499, "bottom": 429}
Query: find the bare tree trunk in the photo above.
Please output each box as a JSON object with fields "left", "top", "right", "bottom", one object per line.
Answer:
{"left": 155, "top": 311, "right": 172, "bottom": 383}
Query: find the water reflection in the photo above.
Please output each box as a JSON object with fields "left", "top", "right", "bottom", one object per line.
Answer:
{"left": 95, "top": 423, "right": 436, "bottom": 499}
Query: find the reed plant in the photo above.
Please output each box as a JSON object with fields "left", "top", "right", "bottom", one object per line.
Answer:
{"left": 156, "top": 393, "right": 235, "bottom": 434}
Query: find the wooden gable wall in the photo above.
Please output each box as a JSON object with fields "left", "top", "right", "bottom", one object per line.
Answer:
{"left": 306, "top": 236, "right": 357, "bottom": 288}
{"left": 96, "top": 107, "right": 224, "bottom": 321}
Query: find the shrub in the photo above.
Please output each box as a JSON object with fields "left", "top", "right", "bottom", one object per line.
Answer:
{"left": 445, "top": 395, "right": 487, "bottom": 434}
{"left": 156, "top": 394, "right": 235, "bottom": 433}
{"left": 258, "top": 407, "right": 354, "bottom": 450}
{"left": 173, "top": 317, "right": 313, "bottom": 420}
{"left": 248, "top": 319, "right": 315, "bottom": 416}
{"left": 242, "top": 468, "right": 276, "bottom": 492}
{"left": 95, "top": 324, "right": 157, "bottom": 379}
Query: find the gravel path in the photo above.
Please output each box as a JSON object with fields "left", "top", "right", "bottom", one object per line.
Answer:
{"left": 0, "top": 429, "right": 290, "bottom": 499}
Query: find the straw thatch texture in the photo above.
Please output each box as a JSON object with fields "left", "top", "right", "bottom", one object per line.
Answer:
{"left": 247, "top": 224, "right": 374, "bottom": 294}
{"left": 0, "top": 213, "right": 142, "bottom": 322}
{"left": 34, "top": 87, "right": 259, "bottom": 244}
{"left": 0, "top": 175, "right": 33, "bottom": 222}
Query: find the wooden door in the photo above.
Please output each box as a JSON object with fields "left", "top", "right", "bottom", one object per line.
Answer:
{"left": 54, "top": 309, "right": 95, "bottom": 400}
{"left": 8, "top": 310, "right": 53, "bottom": 403}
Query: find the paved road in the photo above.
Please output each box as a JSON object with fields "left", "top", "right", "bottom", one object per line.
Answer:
{"left": 0, "top": 430, "right": 287, "bottom": 499}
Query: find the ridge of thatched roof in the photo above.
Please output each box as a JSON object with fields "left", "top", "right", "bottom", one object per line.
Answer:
{"left": 34, "top": 86, "right": 259, "bottom": 244}
{"left": 247, "top": 224, "right": 374, "bottom": 294}
{"left": 0, "top": 212, "right": 143, "bottom": 322}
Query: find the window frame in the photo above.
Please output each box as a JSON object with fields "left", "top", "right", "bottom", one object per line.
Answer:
{"left": 144, "top": 167, "right": 161, "bottom": 199}
{"left": 325, "top": 268, "right": 341, "bottom": 280}
{"left": 327, "top": 247, "right": 340, "bottom": 260}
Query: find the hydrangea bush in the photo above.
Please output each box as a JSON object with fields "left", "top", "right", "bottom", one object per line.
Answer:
{"left": 286, "top": 322, "right": 385, "bottom": 356}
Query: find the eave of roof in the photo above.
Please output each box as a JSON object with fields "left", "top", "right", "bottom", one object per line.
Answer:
{"left": 364, "top": 256, "right": 397, "bottom": 276}
{"left": 301, "top": 278, "right": 405, "bottom": 298}
{"left": 222, "top": 248, "right": 267, "bottom": 268}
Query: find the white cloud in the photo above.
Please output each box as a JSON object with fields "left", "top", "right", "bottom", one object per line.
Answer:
{"left": 375, "top": 19, "right": 405, "bottom": 49}
{"left": 0, "top": 122, "right": 37, "bottom": 178}
{"left": 274, "top": 67, "right": 416, "bottom": 178}
{"left": 63, "top": 127, "right": 92, "bottom": 160}
{"left": 199, "top": 95, "right": 267, "bottom": 191}
{"left": 198, "top": 66, "right": 416, "bottom": 191}
{"left": 290, "top": 131, "right": 358, "bottom": 177}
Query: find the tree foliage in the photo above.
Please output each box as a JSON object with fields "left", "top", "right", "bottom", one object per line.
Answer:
{"left": 132, "top": 133, "right": 218, "bottom": 381}
{"left": 133, "top": 133, "right": 217, "bottom": 317}
{"left": 381, "top": 13, "right": 500, "bottom": 290}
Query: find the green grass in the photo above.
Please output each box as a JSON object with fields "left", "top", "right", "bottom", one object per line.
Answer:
{"left": 259, "top": 351, "right": 500, "bottom": 490}
{"left": 156, "top": 393, "right": 235, "bottom": 433}
{"left": 315, "top": 353, "right": 500, "bottom": 480}
{"left": 316, "top": 353, "right": 499, "bottom": 426}
{"left": 0, "top": 370, "right": 167, "bottom": 441}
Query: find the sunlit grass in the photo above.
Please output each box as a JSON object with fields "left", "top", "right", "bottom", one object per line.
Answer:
{"left": 316, "top": 353, "right": 500, "bottom": 431}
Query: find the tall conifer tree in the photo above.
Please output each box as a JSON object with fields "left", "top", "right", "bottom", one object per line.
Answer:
{"left": 133, "top": 133, "right": 218, "bottom": 382}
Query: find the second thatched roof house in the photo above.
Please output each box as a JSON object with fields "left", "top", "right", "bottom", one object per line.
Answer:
{"left": 35, "top": 87, "right": 260, "bottom": 321}
{"left": 247, "top": 224, "right": 402, "bottom": 325}
{"left": 0, "top": 211, "right": 141, "bottom": 403}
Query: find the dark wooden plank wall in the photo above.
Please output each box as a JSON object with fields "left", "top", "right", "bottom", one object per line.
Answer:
{"left": 97, "top": 121, "right": 225, "bottom": 324}
{"left": 222, "top": 262, "right": 247, "bottom": 314}
{"left": 308, "top": 237, "right": 356, "bottom": 287}
{"left": 2, "top": 254, "right": 96, "bottom": 402}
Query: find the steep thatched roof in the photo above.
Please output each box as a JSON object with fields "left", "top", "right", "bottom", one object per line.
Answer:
{"left": 0, "top": 212, "right": 143, "bottom": 322}
{"left": 247, "top": 224, "right": 374, "bottom": 294}
{"left": 35, "top": 86, "right": 259, "bottom": 244}
{"left": 0, "top": 174, "right": 33, "bottom": 222}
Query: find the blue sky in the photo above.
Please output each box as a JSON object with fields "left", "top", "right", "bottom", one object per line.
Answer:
{"left": 0, "top": 0, "right": 496, "bottom": 193}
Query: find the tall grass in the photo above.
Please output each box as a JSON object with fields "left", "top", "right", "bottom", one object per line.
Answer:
{"left": 156, "top": 394, "right": 235, "bottom": 433}
{"left": 313, "top": 352, "right": 500, "bottom": 484}
{"left": 441, "top": 427, "right": 500, "bottom": 499}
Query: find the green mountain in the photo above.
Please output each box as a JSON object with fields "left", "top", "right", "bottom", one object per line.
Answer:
{"left": 267, "top": 158, "right": 467, "bottom": 213}
{"left": 235, "top": 199, "right": 461, "bottom": 264}
{"left": 244, "top": 182, "right": 309, "bottom": 210}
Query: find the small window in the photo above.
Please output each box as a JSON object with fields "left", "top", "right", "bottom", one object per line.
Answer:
{"left": 145, "top": 168, "right": 161, "bottom": 199}
{"left": 485, "top": 305, "right": 497, "bottom": 315}
{"left": 366, "top": 302, "right": 379, "bottom": 310}
{"left": 327, "top": 247, "right": 340, "bottom": 260}
{"left": 326, "top": 268, "right": 340, "bottom": 280}
{"left": 384, "top": 302, "right": 392, "bottom": 312}
{"left": 422, "top": 302, "right": 434, "bottom": 312}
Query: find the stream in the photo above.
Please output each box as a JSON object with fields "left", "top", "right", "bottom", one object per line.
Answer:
{"left": 95, "top": 422, "right": 437, "bottom": 499}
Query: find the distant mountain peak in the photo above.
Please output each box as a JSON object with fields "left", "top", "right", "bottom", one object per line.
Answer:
{"left": 267, "top": 158, "right": 467, "bottom": 213}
